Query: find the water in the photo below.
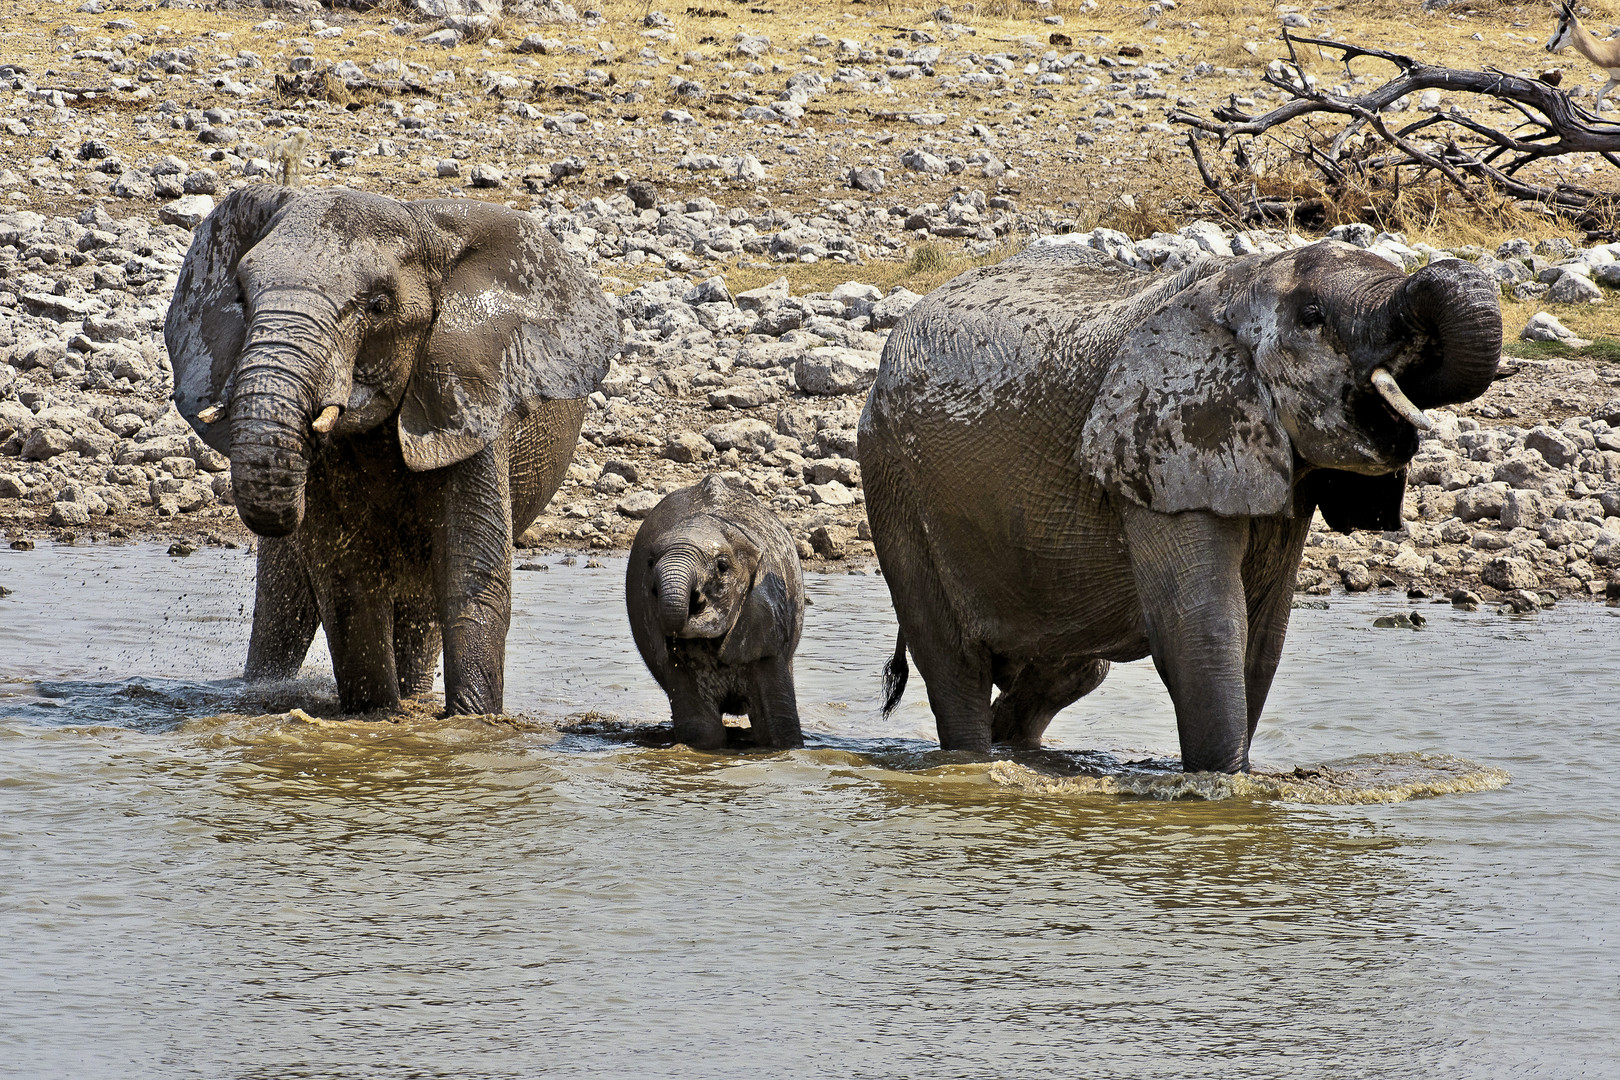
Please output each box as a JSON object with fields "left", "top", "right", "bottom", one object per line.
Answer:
{"left": 2, "top": 543, "right": 1617, "bottom": 1079}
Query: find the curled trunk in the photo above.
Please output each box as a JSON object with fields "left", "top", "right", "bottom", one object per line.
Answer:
{"left": 656, "top": 546, "right": 701, "bottom": 636}
{"left": 1390, "top": 260, "right": 1503, "bottom": 408}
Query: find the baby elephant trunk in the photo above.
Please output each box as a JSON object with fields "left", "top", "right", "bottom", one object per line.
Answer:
{"left": 655, "top": 546, "right": 704, "bottom": 636}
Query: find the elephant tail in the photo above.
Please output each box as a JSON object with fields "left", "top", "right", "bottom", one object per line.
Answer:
{"left": 881, "top": 632, "right": 908, "bottom": 716}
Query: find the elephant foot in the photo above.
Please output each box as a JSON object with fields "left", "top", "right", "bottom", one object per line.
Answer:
{"left": 444, "top": 674, "right": 502, "bottom": 717}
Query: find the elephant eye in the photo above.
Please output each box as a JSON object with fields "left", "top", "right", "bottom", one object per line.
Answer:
{"left": 365, "top": 294, "right": 391, "bottom": 317}
{"left": 1299, "top": 304, "right": 1325, "bottom": 328}
{"left": 716, "top": 555, "right": 731, "bottom": 574}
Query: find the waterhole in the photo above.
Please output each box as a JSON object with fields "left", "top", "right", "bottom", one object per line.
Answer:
{"left": 2, "top": 543, "right": 1616, "bottom": 1078}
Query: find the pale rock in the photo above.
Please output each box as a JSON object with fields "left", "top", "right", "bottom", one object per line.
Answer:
{"left": 1499, "top": 489, "right": 1547, "bottom": 530}
{"left": 1481, "top": 556, "right": 1540, "bottom": 592}
{"left": 664, "top": 431, "right": 716, "bottom": 462}
{"left": 701, "top": 418, "right": 774, "bottom": 452}
{"left": 1453, "top": 482, "right": 1509, "bottom": 522}
{"left": 617, "top": 490, "right": 661, "bottom": 518}
{"left": 48, "top": 501, "right": 93, "bottom": 527}
{"left": 809, "top": 480, "right": 857, "bottom": 507}
{"left": 1520, "top": 311, "right": 1591, "bottom": 346}
{"left": 868, "top": 287, "right": 923, "bottom": 329}
{"left": 794, "top": 346, "right": 881, "bottom": 396}
{"left": 158, "top": 195, "right": 214, "bottom": 229}
{"left": 1547, "top": 271, "right": 1604, "bottom": 304}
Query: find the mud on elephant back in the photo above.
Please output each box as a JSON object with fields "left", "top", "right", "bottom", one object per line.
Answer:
{"left": 164, "top": 185, "right": 620, "bottom": 716}
{"left": 858, "top": 241, "right": 1502, "bottom": 773}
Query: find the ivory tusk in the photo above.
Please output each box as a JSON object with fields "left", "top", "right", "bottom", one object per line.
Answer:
{"left": 1370, "top": 367, "right": 1433, "bottom": 431}
{"left": 312, "top": 405, "right": 343, "bottom": 434}
{"left": 197, "top": 403, "right": 225, "bottom": 425}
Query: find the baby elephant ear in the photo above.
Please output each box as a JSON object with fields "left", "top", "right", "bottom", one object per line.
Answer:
{"left": 399, "top": 199, "right": 621, "bottom": 472}
{"left": 163, "top": 185, "right": 298, "bottom": 455}
{"left": 720, "top": 567, "right": 794, "bottom": 667}
{"left": 1078, "top": 274, "right": 1293, "bottom": 518}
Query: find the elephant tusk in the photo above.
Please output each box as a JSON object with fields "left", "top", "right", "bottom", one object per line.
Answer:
{"left": 197, "top": 403, "right": 226, "bottom": 425}
{"left": 311, "top": 405, "right": 343, "bottom": 434}
{"left": 1370, "top": 367, "right": 1433, "bottom": 432}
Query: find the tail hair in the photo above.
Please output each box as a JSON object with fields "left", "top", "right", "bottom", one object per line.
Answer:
{"left": 880, "top": 632, "right": 908, "bottom": 717}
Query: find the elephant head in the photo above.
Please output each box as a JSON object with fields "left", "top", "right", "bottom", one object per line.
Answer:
{"left": 1079, "top": 243, "right": 1501, "bottom": 528}
{"left": 164, "top": 186, "right": 618, "bottom": 537}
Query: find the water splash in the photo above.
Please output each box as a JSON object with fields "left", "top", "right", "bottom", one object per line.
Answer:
{"left": 986, "top": 752, "right": 1511, "bottom": 804}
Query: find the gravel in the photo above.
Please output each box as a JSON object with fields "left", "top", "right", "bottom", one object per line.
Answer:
{"left": 2, "top": 1, "right": 1619, "bottom": 605}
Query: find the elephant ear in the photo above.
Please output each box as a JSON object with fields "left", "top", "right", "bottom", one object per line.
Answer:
{"left": 1303, "top": 467, "right": 1408, "bottom": 533}
{"left": 398, "top": 199, "right": 620, "bottom": 472}
{"left": 1077, "top": 273, "right": 1293, "bottom": 517}
{"left": 163, "top": 185, "right": 299, "bottom": 455}
{"left": 720, "top": 566, "right": 794, "bottom": 667}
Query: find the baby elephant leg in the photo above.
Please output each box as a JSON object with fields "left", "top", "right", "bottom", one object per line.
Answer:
{"left": 746, "top": 658, "right": 803, "bottom": 749}
{"left": 665, "top": 668, "right": 727, "bottom": 751}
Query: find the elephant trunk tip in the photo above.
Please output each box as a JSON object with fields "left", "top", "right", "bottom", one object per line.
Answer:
{"left": 654, "top": 546, "right": 701, "bottom": 636}
{"left": 231, "top": 465, "right": 307, "bottom": 537}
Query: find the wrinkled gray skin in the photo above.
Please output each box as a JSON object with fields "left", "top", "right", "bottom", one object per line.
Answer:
{"left": 164, "top": 186, "right": 619, "bottom": 716}
{"left": 859, "top": 242, "right": 1502, "bottom": 773}
{"left": 626, "top": 475, "right": 806, "bottom": 750}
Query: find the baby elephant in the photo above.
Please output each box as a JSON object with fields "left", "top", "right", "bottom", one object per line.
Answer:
{"left": 626, "top": 475, "right": 805, "bottom": 750}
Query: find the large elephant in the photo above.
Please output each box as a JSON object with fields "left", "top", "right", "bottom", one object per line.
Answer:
{"left": 164, "top": 186, "right": 619, "bottom": 715}
{"left": 626, "top": 475, "right": 805, "bottom": 750}
{"left": 859, "top": 242, "right": 1502, "bottom": 772}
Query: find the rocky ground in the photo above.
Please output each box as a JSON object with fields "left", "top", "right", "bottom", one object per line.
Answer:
{"left": 2, "top": 0, "right": 1619, "bottom": 612}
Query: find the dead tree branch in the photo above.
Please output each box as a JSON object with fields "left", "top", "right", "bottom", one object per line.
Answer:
{"left": 1170, "top": 32, "right": 1620, "bottom": 232}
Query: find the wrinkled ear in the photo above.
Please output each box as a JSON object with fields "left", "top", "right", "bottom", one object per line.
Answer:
{"left": 1078, "top": 273, "right": 1293, "bottom": 517}
{"left": 625, "top": 552, "right": 671, "bottom": 686}
{"left": 163, "top": 185, "right": 298, "bottom": 455}
{"left": 398, "top": 199, "right": 621, "bottom": 472}
{"left": 1302, "top": 467, "right": 1407, "bottom": 533}
{"left": 720, "top": 566, "right": 792, "bottom": 666}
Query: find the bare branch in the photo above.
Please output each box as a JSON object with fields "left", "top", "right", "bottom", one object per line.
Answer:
{"left": 1170, "top": 34, "right": 1620, "bottom": 231}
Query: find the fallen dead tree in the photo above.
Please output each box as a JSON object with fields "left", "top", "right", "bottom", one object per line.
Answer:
{"left": 1170, "top": 33, "right": 1620, "bottom": 236}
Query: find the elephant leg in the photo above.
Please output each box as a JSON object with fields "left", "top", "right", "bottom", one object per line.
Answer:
{"left": 1239, "top": 514, "right": 1312, "bottom": 747}
{"left": 666, "top": 669, "right": 727, "bottom": 751}
{"left": 911, "top": 636, "right": 993, "bottom": 752}
{"left": 745, "top": 658, "right": 804, "bottom": 749}
{"left": 1120, "top": 505, "right": 1252, "bottom": 773}
{"left": 243, "top": 536, "right": 319, "bottom": 681}
{"left": 393, "top": 594, "right": 442, "bottom": 699}
{"left": 863, "top": 452, "right": 993, "bottom": 752}
{"left": 319, "top": 581, "right": 401, "bottom": 714}
{"left": 433, "top": 440, "right": 513, "bottom": 716}
{"left": 989, "top": 657, "right": 1111, "bottom": 749}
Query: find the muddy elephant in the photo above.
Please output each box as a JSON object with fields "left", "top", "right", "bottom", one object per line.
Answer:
{"left": 626, "top": 475, "right": 805, "bottom": 749}
{"left": 859, "top": 242, "right": 1501, "bottom": 772}
{"left": 165, "top": 185, "right": 619, "bottom": 715}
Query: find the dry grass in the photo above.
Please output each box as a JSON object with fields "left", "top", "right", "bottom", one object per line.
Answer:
{"left": 7, "top": 0, "right": 1616, "bottom": 252}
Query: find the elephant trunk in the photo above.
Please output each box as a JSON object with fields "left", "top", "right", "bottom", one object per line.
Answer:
{"left": 1389, "top": 260, "right": 1503, "bottom": 408}
{"left": 227, "top": 301, "right": 345, "bottom": 537}
{"left": 655, "top": 545, "right": 703, "bottom": 636}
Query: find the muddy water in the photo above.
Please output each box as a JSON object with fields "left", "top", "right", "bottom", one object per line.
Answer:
{"left": 1, "top": 543, "right": 1617, "bottom": 1079}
